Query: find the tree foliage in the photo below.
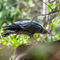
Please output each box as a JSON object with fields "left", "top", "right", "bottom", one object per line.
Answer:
{"left": 0, "top": 0, "right": 60, "bottom": 47}
{"left": 0, "top": 0, "right": 60, "bottom": 60}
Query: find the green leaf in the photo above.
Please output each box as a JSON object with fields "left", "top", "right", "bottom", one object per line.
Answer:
{"left": 48, "top": 3, "right": 53, "bottom": 12}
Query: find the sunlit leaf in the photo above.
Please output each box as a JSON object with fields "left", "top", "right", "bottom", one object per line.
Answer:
{"left": 48, "top": 3, "right": 53, "bottom": 12}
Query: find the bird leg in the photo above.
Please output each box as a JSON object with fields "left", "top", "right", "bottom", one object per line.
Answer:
{"left": 29, "top": 33, "right": 38, "bottom": 42}
{"left": 30, "top": 36, "right": 38, "bottom": 42}
{"left": 33, "top": 37, "right": 38, "bottom": 42}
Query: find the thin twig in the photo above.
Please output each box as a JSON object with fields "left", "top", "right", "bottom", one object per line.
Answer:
{"left": 40, "top": 0, "right": 53, "bottom": 11}
{"left": 42, "top": 10, "right": 60, "bottom": 15}
{"left": 32, "top": 9, "right": 60, "bottom": 20}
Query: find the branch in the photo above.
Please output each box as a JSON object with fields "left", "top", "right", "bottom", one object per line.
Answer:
{"left": 42, "top": 10, "right": 60, "bottom": 15}
{"left": 32, "top": 0, "right": 60, "bottom": 20}
{"left": 39, "top": 0, "right": 53, "bottom": 11}
{"left": 32, "top": 9, "right": 60, "bottom": 20}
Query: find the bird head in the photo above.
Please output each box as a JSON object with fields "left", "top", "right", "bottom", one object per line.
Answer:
{"left": 41, "top": 30, "right": 50, "bottom": 34}
{"left": 45, "top": 30, "right": 50, "bottom": 34}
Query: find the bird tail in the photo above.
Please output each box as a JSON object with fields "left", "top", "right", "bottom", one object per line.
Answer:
{"left": 2, "top": 25, "right": 17, "bottom": 30}
{"left": 1, "top": 31, "right": 15, "bottom": 37}
{"left": 1, "top": 25, "right": 19, "bottom": 37}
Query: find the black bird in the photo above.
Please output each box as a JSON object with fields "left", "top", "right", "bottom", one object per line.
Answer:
{"left": 2, "top": 21, "right": 49, "bottom": 37}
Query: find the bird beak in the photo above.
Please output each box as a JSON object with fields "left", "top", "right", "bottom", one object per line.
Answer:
{"left": 46, "top": 30, "right": 50, "bottom": 34}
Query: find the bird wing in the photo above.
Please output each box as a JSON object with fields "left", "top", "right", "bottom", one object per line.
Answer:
{"left": 13, "top": 21, "right": 41, "bottom": 33}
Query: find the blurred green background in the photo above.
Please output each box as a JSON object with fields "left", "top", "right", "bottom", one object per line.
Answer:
{"left": 0, "top": 0, "right": 60, "bottom": 60}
